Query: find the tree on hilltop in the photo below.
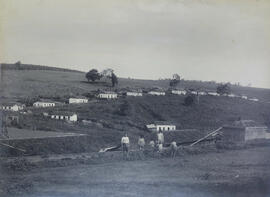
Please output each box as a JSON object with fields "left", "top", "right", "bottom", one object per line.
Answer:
{"left": 216, "top": 83, "right": 231, "bottom": 95}
{"left": 85, "top": 69, "right": 102, "bottom": 82}
{"left": 169, "top": 74, "right": 181, "bottom": 88}
{"left": 111, "top": 72, "right": 118, "bottom": 87}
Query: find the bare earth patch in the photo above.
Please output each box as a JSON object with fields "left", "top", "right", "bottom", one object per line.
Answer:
{"left": 1, "top": 146, "right": 270, "bottom": 197}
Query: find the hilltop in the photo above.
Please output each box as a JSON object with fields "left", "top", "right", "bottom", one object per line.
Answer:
{"left": 1, "top": 63, "right": 270, "bottom": 152}
{"left": 0, "top": 63, "right": 83, "bottom": 73}
{"left": 1, "top": 63, "right": 270, "bottom": 101}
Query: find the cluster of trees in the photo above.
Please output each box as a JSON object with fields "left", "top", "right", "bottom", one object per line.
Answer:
{"left": 169, "top": 74, "right": 181, "bottom": 88}
{"left": 85, "top": 68, "right": 118, "bottom": 87}
{"left": 216, "top": 83, "right": 231, "bottom": 95}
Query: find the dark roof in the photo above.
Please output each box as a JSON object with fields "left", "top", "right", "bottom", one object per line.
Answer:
{"left": 1, "top": 102, "right": 24, "bottom": 106}
{"left": 154, "top": 121, "right": 175, "bottom": 125}
{"left": 35, "top": 99, "right": 55, "bottom": 103}
{"left": 232, "top": 120, "right": 266, "bottom": 128}
{"left": 69, "top": 96, "right": 88, "bottom": 99}
{"left": 149, "top": 129, "right": 213, "bottom": 144}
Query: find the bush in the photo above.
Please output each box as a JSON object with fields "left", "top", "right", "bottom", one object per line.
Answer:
{"left": 184, "top": 95, "right": 195, "bottom": 106}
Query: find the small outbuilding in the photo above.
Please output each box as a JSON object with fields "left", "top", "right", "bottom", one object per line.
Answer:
{"left": 171, "top": 89, "right": 187, "bottom": 95}
{"left": 221, "top": 120, "right": 269, "bottom": 142}
{"left": 97, "top": 92, "right": 118, "bottom": 99}
{"left": 249, "top": 98, "right": 259, "bottom": 102}
{"left": 146, "top": 121, "right": 176, "bottom": 132}
{"left": 33, "top": 101, "right": 56, "bottom": 108}
{"left": 207, "top": 92, "right": 220, "bottom": 96}
{"left": 148, "top": 90, "right": 166, "bottom": 96}
{"left": 126, "top": 91, "right": 143, "bottom": 97}
{"left": 241, "top": 95, "right": 248, "bottom": 100}
{"left": 1, "top": 103, "right": 25, "bottom": 112}
{"left": 49, "top": 112, "right": 78, "bottom": 122}
{"left": 69, "top": 97, "right": 88, "bottom": 104}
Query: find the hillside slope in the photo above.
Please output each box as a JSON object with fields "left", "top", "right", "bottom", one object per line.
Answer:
{"left": 1, "top": 64, "right": 270, "bottom": 152}
{"left": 1, "top": 65, "right": 270, "bottom": 102}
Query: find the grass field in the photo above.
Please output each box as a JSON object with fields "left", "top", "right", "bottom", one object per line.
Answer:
{"left": 1, "top": 146, "right": 270, "bottom": 197}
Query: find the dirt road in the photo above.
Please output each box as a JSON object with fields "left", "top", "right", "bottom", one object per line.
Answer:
{"left": 1, "top": 146, "right": 270, "bottom": 197}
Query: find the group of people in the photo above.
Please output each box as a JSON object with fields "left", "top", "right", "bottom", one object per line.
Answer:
{"left": 121, "top": 131, "right": 178, "bottom": 160}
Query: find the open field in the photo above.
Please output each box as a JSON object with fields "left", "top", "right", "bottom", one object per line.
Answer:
{"left": 1, "top": 145, "right": 270, "bottom": 197}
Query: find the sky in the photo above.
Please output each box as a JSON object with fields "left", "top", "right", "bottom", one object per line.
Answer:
{"left": 0, "top": 0, "right": 270, "bottom": 88}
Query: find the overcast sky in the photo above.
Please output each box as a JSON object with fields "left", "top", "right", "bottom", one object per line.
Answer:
{"left": 0, "top": 0, "right": 270, "bottom": 88}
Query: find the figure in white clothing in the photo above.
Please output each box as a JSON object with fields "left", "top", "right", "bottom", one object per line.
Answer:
{"left": 121, "top": 133, "right": 130, "bottom": 160}
{"left": 170, "top": 141, "right": 178, "bottom": 158}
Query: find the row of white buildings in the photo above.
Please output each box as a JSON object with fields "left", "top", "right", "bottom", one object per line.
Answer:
{"left": 43, "top": 112, "right": 78, "bottom": 122}
{"left": 0, "top": 88, "right": 260, "bottom": 112}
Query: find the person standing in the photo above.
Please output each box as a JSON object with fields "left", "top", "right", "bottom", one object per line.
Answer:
{"left": 138, "top": 135, "right": 145, "bottom": 150}
{"left": 170, "top": 141, "right": 178, "bottom": 158}
{"left": 121, "top": 133, "right": 130, "bottom": 160}
{"left": 157, "top": 130, "right": 164, "bottom": 145}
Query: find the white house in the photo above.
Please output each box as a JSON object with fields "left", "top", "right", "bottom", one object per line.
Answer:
{"left": 49, "top": 112, "right": 78, "bottom": 122}
{"left": 146, "top": 121, "right": 176, "bottom": 132}
{"left": 126, "top": 92, "right": 143, "bottom": 97}
{"left": 241, "top": 95, "right": 248, "bottom": 100}
{"left": 33, "top": 101, "right": 55, "bottom": 108}
{"left": 97, "top": 92, "right": 118, "bottom": 99}
{"left": 148, "top": 91, "right": 166, "bottom": 96}
{"left": 69, "top": 97, "right": 88, "bottom": 104}
{"left": 171, "top": 90, "right": 186, "bottom": 95}
{"left": 249, "top": 98, "right": 259, "bottom": 102}
{"left": 207, "top": 92, "right": 220, "bottom": 96}
{"left": 227, "top": 94, "right": 237, "bottom": 98}
{"left": 1, "top": 103, "right": 25, "bottom": 112}
{"left": 198, "top": 91, "right": 207, "bottom": 96}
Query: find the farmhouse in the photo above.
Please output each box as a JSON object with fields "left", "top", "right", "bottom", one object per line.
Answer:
{"left": 97, "top": 92, "right": 118, "bottom": 99}
{"left": 1, "top": 103, "right": 25, "bottom": 112}
{"left": 241, "top": 95, "right": 248, "bottom": 100}
{"left": 148, "top": 90, "right": 166, "bottom": 96}
{"left": 221, "top": 120, "right": 269, "bottom": 142}
{"left": 249, "top": 98, "right": 259, "bottom": 102}
{"left": 171, "top": 89, "right": 186, "bottom": 95}
{"left": 207, "top": 92, "right": 220, "bottom": 96}
{"left": 190, "top": 91, "right": 207, "bottom": 96}
{"left": 49, "top": 112, "right": 78, "bottom": 122}
{"left": 126, "top": 91, "right": 143, "bottom": 97}
{"left": 69, "top": 97, "right": 88, "bottom": 104}
{"left": 146, "top": 121, "right": 176, "bottom": 132}
{"left": 33, "top": 101, "right": 55, "bottom": 108}
{"left": 227, "top": 94, "right": 237, "bottom": 98}
{"left": 198, "top": 91, "right": 207, "bottom": 95}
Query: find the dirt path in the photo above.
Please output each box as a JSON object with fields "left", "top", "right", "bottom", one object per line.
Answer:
{"left": 1, "top": 146, "right": 270, "bottom": 197}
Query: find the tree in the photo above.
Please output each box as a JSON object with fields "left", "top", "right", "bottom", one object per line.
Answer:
{"left": 169, "top": 74, "right": 181, "bottom": 88}
{"left": 216, "top": 83, "right": 231, "bottom": 95}
{"left": 111, "top": 72, "right": 118, "bottom": 87}
{"left": 85, "top": 69, "right": 102, "bottom": 82}
{"left": 100, "top": 68, "right": 114, "bottom": 77}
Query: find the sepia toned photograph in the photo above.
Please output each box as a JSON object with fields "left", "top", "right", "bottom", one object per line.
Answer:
{"left": 0, "top": 0, "right": 270, "bottom": 196}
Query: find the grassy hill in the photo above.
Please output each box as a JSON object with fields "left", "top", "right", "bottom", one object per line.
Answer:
{"left": 1, "top": 63, "right": 270, "bottom": 101}
{"left": 1, "top": 63, "right": 270, "bottom": 151}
